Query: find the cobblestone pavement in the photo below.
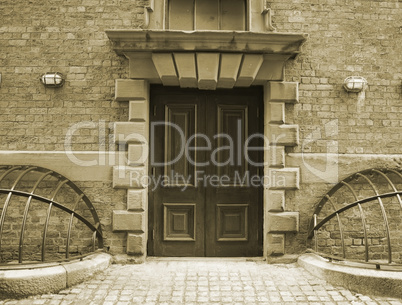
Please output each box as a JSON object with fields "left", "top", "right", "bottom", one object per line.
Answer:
{"left": 1, "top": 259, "right": 402, "bottom": 305}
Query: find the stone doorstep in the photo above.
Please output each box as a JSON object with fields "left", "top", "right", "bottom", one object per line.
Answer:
{"left": 298, "top": 253, "right": 402, "bottom": 299}
{"left": 0, "top": 253, "right": 111, "bottom": 299}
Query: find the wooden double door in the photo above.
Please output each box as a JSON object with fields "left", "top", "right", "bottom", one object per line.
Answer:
{"left": 148, "top": 87, "right": 263, "bottom": 257}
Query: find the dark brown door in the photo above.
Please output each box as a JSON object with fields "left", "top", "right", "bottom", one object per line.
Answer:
{"left": 148, "top": 87, "right": 263, "bottom": 257}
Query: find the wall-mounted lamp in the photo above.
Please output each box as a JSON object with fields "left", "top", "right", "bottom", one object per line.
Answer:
{"left": 40, "top": 72, "right": 64, "bottom": 88}
{"left": 343, "top": 76, "right": 367, "bottom": 93}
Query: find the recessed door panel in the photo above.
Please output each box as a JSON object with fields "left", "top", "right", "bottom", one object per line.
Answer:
{"left": 216, "top": 105, "right": 248, "bottom": 185}
{"left": 164, "top": 104, "right": 196, "bottom": 187}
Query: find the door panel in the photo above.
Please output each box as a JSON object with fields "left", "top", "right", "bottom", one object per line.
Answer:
{"left": 150, "top": 93, "right": 205, "bottom": 256}
{"left": 149, "top": 87, "right": 263, "bottom": 257}
{"left": 216, "top": 105, "right": 248, "bottom": 184}
{"left": 164, "top": 104, "right": 197, "bottom": 186}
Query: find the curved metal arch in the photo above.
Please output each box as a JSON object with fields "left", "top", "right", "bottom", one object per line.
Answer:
{"left": 308, "top": 167, "right": 402, "bottom": 268}
{"left": 309, "top": 168, "right": 402, "bottom": 234}
{"left": 0, "top": 165, "right": 104, "bottom": 264}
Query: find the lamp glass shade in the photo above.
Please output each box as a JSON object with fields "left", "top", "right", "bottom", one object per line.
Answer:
{"left": 343, "top": 76, "right": 367, "bottom": 93}
{"left": 41, "top": 72, "right": 64, "bottom": 87}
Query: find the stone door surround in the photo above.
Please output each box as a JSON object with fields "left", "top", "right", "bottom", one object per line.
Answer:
{"left": 106, "top": 29, "right": 307, "bottom": 259}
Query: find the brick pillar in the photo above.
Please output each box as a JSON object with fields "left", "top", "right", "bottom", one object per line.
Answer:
{"left": 112, "top": 79, "right": 149, "bottom": 258}
{"left": 264, "top": 81, "right": 300, "bottom": 258}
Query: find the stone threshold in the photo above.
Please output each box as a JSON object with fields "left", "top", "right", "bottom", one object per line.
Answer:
{"left": 146, "top": 257, "right": 266, "bottom": 262}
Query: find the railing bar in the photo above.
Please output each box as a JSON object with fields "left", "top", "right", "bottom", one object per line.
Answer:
{"left": 374, "top": 169, "right": 402, "bottom": 211}
{"left": 65, "top": 181, "right": 103, "bottom": 242}
{"left": 66, "top": 194, "right": 84, "bottom": 259}
{"left": 307, "top": 191, "right": 402, "bottom": 238}
{"left": 0, "top": 167, "right": 36, "bottom": 256}
{"left": 326, "top": 195, "right": 346, "bottom": 258}
{"left": 388, "top": 169, "right": 402, "bottom": 180}
{"left": 41, "top": 179, "right": 69, "bottom": 262}
{"left": 357, "top": 203, "right": 369, "bottom": 262}
{"left": 19, "top": 170, "right": 53, "bottom": 263}
{"left": 340, "top": 181, "right": 369, "bottom": 262}
{"left": 313, "top": 214, "right": 318, "bottom": 252}
{"left": 56, "top": 180, "right": 103, "bottom": 248}
{"left": 0, "top": 189, "right": 103, "bottom": 241}
{"left": 41, "top": 203, "right": 53, "bottom": 262}
{"left": 357, "top": 173, "right": 392, "bottom": 264}
{"left": 92, "top": 231, "right": 97, "bottom": 252}
{"left": 0, "top": 166, "right": 22, "bottom": 184}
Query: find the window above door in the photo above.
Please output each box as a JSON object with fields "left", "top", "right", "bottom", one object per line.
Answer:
{"left": 106, "top": 0, "right": 308, "bottom": 89}
{"left": 168, "top": 0, "right": 246, "bottom": 31}
{"left": 145, "top": 0, "right": 277, "bottom": 32}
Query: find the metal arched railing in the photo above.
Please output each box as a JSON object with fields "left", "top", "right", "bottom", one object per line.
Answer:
{"left": 0, "top": 165, "right": 103, "bottom": 265}
{"left": 308, "top": 168, "right": 402, "bottom": 270}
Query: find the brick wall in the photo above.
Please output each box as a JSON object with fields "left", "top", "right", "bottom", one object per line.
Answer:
{"left": 271, "top": 0, "right": 401, "bottom": 155}
{"left": 270, "top": 0, "right": 401, "bottom": 256}
{"left": 0, "top": 0, "right": 151, "bottom": 151}
{"left": 0, "top": 0, "right": 400, "bottom": 259}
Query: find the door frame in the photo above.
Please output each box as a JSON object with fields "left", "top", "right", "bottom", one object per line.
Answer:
{"left": 110, "top": 79, "right": 300, "bottom": 260}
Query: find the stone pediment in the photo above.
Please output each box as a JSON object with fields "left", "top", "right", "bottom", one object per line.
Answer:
{"left": 106, "top": 30, "right": 308, "bottom": 89}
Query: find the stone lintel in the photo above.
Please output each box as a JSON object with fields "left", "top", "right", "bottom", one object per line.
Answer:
{"left": 218, "top": 53, "right": 242, "bottom": 88}
{"left": 115, "top": 79, "right": 149, "bottom": 102}
{"left": 121, "top": 51, "right": 294, "bottom": 88}
{"left": 235, "top": 54, "right": 264, "bottom": 87}
{"left": 112, "top": 210, "right": 144, "bottom": 232}
{"left": 174, "top": 53, "right": 198, "bottom": 88}
{"left": 267, "top": 212, "right": 299, "bottom": 232}
{"left": 197, "top": 53, "right": 219, "bottom": 90}
{"left": 268, "top": 81, "right": 299, "bottom": 103}
{"left": 152, "top": 53, "right": 180, "bottom": 86}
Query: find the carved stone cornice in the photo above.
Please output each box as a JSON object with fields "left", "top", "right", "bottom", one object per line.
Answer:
{"left": 106, "top": 30, "right": 308, "bottom": 88}
{"left": 106, "top": 30, "right": 308, "bottom": 56}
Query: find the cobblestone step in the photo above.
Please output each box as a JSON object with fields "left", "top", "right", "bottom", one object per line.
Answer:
{"left": 1, "top": 259, "right": 401, "bottom": 304}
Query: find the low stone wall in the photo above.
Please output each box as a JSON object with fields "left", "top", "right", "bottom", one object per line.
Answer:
{"left": 298, "top": 253, "right": 402, "bottom": 298}
{"left": 0, "top": 252, "right": 111, "bottom": 299}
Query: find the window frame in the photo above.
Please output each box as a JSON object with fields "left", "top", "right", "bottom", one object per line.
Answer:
{"left": 165, "top": 0, "right": 249, "bottom": 31}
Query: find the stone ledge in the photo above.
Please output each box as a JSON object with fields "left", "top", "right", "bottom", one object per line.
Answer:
{"left": 0, "top": 253, "right": 111, "bottom": 299}
{"left": 298, "top": 253, "right": 402, "bottom": 298}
